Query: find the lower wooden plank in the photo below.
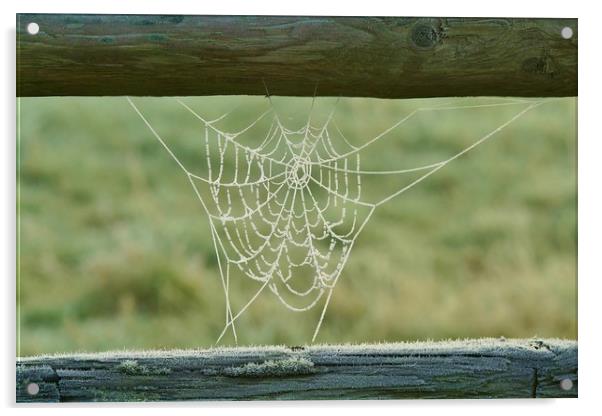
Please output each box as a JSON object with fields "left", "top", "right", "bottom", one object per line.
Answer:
{"left": 16, "top": 338, "right": 577, "bottom": 402}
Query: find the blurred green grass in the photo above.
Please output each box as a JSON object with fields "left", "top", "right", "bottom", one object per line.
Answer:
{"left": 17, "top": 96, "right": 577, "bottom": 355}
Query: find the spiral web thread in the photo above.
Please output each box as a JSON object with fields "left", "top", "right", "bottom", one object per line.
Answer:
{"left": 127, "top": 95, "right": 545, "bottom": 344}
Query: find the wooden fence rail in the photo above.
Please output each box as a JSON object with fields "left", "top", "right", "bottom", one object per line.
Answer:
{"left": 16, "top": 15, "right": 577, "bottom": 98}
{"left": 16, "top": 338, "right": 577, "bottom": 402}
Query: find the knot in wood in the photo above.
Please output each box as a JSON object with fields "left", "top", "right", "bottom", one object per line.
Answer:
{"left": 411, "top": 24, "right": 439, "bottom": 49}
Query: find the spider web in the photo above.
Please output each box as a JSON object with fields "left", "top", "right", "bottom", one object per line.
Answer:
{"left": 127, "top": 95, "right": 545, "bottom": 344}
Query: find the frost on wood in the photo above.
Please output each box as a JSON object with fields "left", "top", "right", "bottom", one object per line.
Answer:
{"left": 223, "top": 357, "right": 316, "bottom": 377}
{"left": 16, "top": 338, "right": 577, "bottom": 402}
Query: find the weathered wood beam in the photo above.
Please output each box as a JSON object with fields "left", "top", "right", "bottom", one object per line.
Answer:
{"left": 16, "top": 338, "right": 577, "bottom": 402}
{"left": 16, "top": 14, "right": 577, "bottom": 98}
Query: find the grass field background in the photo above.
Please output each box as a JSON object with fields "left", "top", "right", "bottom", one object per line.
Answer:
{"left": 17, "top": 96, "right": 577, "bottom": 356}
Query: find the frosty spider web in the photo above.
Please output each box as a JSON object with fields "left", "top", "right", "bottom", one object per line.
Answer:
{"left": 127, "top": 95, "right": 545, "bottom": 344}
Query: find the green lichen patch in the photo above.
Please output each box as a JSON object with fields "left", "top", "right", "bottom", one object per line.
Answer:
{"left": 117, "top": 360, "right": 171, "bottom": 376}
{"left": 223, "top": 356, "right": 316, "bottom": 378}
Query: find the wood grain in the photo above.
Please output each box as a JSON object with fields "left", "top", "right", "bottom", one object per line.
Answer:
{"left": 16, "top": 338, "right": 577, "bottom": 402}
{"left": 16, "top": 15, "right": 577, "bottom": 98}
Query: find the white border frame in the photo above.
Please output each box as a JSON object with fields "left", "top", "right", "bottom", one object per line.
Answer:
{"left": 3, "top": 1, "right": 597, "bottom": 414}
